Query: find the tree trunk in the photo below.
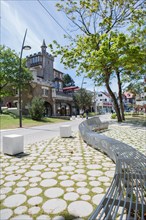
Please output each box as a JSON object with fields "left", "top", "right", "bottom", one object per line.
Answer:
{"left": 116, "top": 71, "right": 125, "bottom": 120}
{"left": 105, "top": 73, "right": 122, "bottom": 122}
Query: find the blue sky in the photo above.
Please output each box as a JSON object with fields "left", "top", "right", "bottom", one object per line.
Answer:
{"left": 1, "top": 0, "right": 118, "bottom": 93}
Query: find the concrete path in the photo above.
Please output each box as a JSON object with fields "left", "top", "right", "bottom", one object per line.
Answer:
{"left": 0, "top": 118, "right": 84, "bottom": 148}
{"left": 0, "top": 114, "right": 113, "bottom": 149}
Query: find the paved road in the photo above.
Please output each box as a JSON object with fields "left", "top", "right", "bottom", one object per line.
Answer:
{"left": 0, "top": 114, "right": 112, "bottom": 149}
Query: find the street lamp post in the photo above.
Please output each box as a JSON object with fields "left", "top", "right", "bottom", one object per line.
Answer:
{"left": 19, "top": 29, "right": 31, "bottom": 128}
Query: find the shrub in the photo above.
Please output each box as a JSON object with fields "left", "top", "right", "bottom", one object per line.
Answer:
{"left": 29, "top": 97, "right": 45, "bottom": 121}
{"left": 111, "top": 113, "right": 117, "bottom": 119}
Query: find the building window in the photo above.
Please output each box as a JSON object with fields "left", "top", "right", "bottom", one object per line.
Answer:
{"left": 42, "top": 87, "right": 49, "bottom": 97}
{"left": 98, "top": 94, "right": 102, "bottom": 97}
{"left": 30, "top": 56, "right": 42, "bottom": 65}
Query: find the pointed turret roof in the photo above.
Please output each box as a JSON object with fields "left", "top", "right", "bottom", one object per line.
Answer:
{"left": 41, "top": 39, "right": 47, "bottom": 48}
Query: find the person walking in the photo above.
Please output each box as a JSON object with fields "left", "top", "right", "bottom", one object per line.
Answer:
{"left": 85, "top": 108, "right": 89, "bottom": 119}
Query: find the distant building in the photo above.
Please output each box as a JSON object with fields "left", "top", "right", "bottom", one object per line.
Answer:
{"left": 123, "top": 92, "right": 135, "bottom": 110}
{"left": 96, "top": 91, "right": 113, "bottom": 113}
{"left": 135, "top": 92, "right": 146, "bottom": 113}
{"left": 3, "top": 40, "right": 75, "bottom": 116}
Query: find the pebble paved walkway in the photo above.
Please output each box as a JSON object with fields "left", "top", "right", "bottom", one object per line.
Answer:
{"left": 0, "top": 133, "right": 115, "bottom": 220}
{"left": 102, "top": 123, "right": 146, "bottom": 155}
{"left": 0, "top": 123, "right": 145, "bottom": 219}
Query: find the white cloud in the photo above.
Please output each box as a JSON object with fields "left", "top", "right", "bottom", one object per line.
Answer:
{"left": 1, "top": 0, "right": 117, "bottom": 92}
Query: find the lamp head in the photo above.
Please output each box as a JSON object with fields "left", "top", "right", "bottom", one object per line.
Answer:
{"left": 23, "top": 45, "right": 31, "bottom": 50}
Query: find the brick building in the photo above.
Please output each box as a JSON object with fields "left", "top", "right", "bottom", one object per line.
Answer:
{"left": 3, "top": 40, "right": 75, "bottom": 116}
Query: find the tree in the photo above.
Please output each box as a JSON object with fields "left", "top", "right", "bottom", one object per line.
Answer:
{"left": 29, "top": 97, "right": 45, "bottom": 121}
{"left": 63, "top": 74, "right": 75, "bottom": 87}
{"left": 0, "top": 45, "right": 32, "bottom": 98}
{"left": 49, "top": 0, "right": 145, "bottom": 122}
{"left": 73, "top": 88, "right": 93, "bottom": 111}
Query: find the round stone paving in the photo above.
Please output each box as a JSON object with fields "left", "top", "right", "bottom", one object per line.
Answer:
{"left": 49, "top": 163, "right": 62, "bottom": 168}
{"left": 80, "top": 195, "right": 91, "bottom": 201}
{"left": 61, "top": 166, "right": 75, "bottom": 171}
{"left": 0, "top": 208, "right": 13, "bottom": 219}
{"left": 13, "top": 187, "right": 25, "bottom": 194}
{"left": 1, "top": 187, "right": 12, "bottom": 194}
{"left": 11, "top": 214, "right": 33, "bottom": 220}
{"left": 45, "top": 188, "right": 64, "bottom": 198}
{"left": 76, "top": 181, "right": 87, "bottom": 187}
{"left": 68, "top": 201, "right": 93, "bottom": 217}
{"left": 87, "top": 164, "right": 102, "bottom": 169}
{"left": 17, "top": 181, "right": 29, "bottom": 187}
{"left": 42, "top": 199, "right": 67, "bottom": 214}
{"left": 77, "top": 187, "right": 89, "bottom": 194}
{"left": 5, "top": 166, "right": 19, "bottom": 171}
{"left": 87, "top": 170, "right": 103, "bottom": 177}
{"left": 26, "top": 188, "right": 42, "bottom": 196}
{"left": 60, "top": 180, "right": 74, "bottom": 187}
{"left": 64, "top": 192, "right": 79, "bottom": 201}
{"left": 98, "top": 176, "right": 110, "bottom": 182}
{"left": 36, "top": 215, "right": 51, "bottom": 220}
{"left": 14, "top": 206, "right": 28, "bottom": 214}
{"left": 58, "top": 175, "right": 69, "bottom": 180}
{"left": 89, "top": 181, "right": 100, "bottom": 186}
{"left": 105, "top": 171, "right": 115, "bottom": 177}
{"left": 92, "top": 194, "right": 105, "bottom": 205}
{"left": 41, "top": 172, "right": 57, "bottom": 179}
{"left": 71, "top": 174, "right": 87, "bottom": 181}
{"left": 3, "top": 194, "right": 27, "bottom": 208}
{"left": 28, "top": 196, "right": 43, "bottom": 206}
{"left": 92, "top": 187, "right": 104, "bottom": 193}
{"left": 31, "top": 165, "right": 46, "bottom": 170}
{"left": 52, "top": 216, "right": 65, "bottom": 220}
{"left": 5, "top": 174, "right": 21, "bottom": 181}
{"left": 28, "top": 206, "right": 40, "bottom": 215}
{"left": 25, "top": 171, "right": 41, "bottom": 177}
{"left": 40, "top": 179, "right": 57, "bottom": 187}
{"left": 29, "top": 177, "right": 42, "bottom": 183}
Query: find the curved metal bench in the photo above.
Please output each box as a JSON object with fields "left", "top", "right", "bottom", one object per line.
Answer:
{"left": 79, "top": 117, "right": 146, "bottom": 220}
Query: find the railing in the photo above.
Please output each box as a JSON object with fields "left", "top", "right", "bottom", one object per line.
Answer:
{"left": 79, "top": 117, "right": 146, "bottom": 220}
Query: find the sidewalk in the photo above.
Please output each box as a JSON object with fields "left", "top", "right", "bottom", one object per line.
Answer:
{"left": 0, "top": 115, "right": 145, "bottom": 219}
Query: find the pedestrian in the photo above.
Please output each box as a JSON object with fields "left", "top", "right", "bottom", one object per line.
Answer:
{"left": 80, "top": 109, "right": 84, "bottom": 119}
{"left": 85, "top": 108, "right": 89, "bottom": 119}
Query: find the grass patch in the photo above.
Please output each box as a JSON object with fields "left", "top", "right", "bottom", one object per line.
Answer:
{"left": 0, "top": 114, "right": 68, "bottom": 130}
{"left": 124, "top": 114, "right": 146, "bottom": 126}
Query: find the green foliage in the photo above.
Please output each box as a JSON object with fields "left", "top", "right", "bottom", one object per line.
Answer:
{"left": 124, "top": 81, "right": 145, "bottom": 96}
{"left": 73, "top": 88, "right": 93, "bottom": 110}
{"left": 63, "top": 74, "right": 75, "bottom": 87}
{"left": 0, "top": 45, "right": 33, "bottom": 98}
{"left": 29, "top": 97, "right": 45, "bottom": 121}
{"left": 111, "top": 113, "right": 117, "bottom": 119}
{"left": 49, "top": 0, "right": 145, "bottom": 122}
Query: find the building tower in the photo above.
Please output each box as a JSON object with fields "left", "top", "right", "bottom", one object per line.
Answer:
{"left": 41, "top": 39, "right": 47, "bottom": 54}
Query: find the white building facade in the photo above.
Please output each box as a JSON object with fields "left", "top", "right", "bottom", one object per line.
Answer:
{"left": 96, "top": 91, "right": 113, "bottom": 113}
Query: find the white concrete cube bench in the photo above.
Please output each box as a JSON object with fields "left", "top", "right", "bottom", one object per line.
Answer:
{"left": 3, "top": 134, "right": 24, "bottom": 155}
{"left": 72, "top": 116, "right": 76, "bottom": 120}
{"left": 60, "top": 125, "right": 72, "bottom": 137}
